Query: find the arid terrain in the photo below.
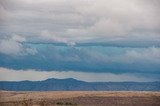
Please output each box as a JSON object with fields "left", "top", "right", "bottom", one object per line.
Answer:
{"left": 0, "top": 91, "right": 160, "bottom": 106}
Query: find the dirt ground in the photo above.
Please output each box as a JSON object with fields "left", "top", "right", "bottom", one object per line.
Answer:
{"left": 0, "top": 91, "right": 160, "bottom": 106}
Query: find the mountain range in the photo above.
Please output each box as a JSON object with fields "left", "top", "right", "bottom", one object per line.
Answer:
{"left": 0, "top": 78, "right": 160, "bottom": 91}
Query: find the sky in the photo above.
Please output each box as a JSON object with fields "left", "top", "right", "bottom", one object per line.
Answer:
{"left": 0, "top": 0, "right": 160, "bottom": 82}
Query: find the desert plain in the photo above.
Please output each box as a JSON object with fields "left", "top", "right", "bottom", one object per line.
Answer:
{"left": 0, "top": 91, "right": 160, "bottom": 106}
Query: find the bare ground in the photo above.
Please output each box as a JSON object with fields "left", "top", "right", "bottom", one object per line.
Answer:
{"left": 0, "top": 91, "right": 160, "bottom": 106}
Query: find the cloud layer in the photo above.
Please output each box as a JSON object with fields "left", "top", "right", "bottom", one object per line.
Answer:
{"left": 0, "top": 0, "right": 160, "bottom": 45}
{"left": 0, "top": 45, "right": 159, "bottom": 74}
{"left": 0, "top": 35, "right": 37, "bottom": 55}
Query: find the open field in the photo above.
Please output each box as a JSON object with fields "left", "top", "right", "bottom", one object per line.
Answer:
{"left": 0, "top": 91, "right": 160, "bottom": 106}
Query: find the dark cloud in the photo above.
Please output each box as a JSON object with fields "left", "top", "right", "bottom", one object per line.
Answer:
{"left": 0, "top": 44, "right": 159, "bottom": 74}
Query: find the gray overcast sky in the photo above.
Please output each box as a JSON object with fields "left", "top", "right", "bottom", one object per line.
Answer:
{"left": 0, "top": 0, "right": 160, "bottom": 82}
{"left": 0, "top": 0, "right": 160, "bottom": 44}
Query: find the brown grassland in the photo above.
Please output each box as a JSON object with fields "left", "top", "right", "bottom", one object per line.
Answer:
{"left": 0, "top": 91, "right": 160, "bottom": 106}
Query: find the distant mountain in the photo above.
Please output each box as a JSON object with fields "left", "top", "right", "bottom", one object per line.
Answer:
{"left": 0, "top": 78, "right": 160, "bottom": 91}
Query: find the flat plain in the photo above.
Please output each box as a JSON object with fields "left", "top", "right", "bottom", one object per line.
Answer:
{"left": 0, "top": 91, "right": 160, "bottom": 106}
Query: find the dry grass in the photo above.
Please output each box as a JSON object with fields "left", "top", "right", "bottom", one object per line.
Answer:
{"left": 0, "top": 91, "right": 160, "bottom": 106}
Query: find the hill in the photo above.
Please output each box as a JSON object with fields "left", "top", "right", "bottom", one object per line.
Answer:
{"left": 0, "top": 78, "right": 159, "bottom": 91}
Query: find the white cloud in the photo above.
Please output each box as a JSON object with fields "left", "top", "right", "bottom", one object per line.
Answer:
{"left": 40, "top": 30, "right": 68, "bottom": 43}
{"left": 39, "top": 30, "right": 76, "bottom": 46}
{"left": 82, "top": 46, "right": 160, "bottom": 66}
{"left": 0, "top": 67, "right": 157, "bottom": 82}
{"left": 0, "top": 35, "right": 37, "bottom": 55}
{"left": 118, "top": 47, "right": 160, "bottom": 64}
{"left": 11, "top": 34, "right": 26, "bottom": 42}
{"left": 0, "top": 39, "right": 23, "bottom": 55}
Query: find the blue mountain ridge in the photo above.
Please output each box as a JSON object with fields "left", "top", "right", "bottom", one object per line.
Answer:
{"left": 0, "top": 78, "right": 159, "bottom": 91}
